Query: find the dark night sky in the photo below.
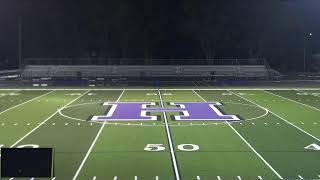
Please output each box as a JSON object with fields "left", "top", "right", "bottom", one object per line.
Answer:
{"left": 0, "top": 0, "right": 320, "bottom": 71}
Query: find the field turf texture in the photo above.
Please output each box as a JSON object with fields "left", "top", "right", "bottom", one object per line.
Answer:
{"left": 0, "top": 88, "right": 320, "bottom": 180}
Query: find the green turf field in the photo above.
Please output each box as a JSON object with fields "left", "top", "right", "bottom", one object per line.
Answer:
{"left": 0, "top": 88, "right": 320, "bottom": 180}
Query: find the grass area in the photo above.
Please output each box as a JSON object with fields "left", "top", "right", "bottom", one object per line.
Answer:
{"left": 0, "top": 89, "right": 319, "bottom": 180}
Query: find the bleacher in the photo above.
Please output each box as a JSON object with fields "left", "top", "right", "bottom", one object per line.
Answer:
{"left": 21, "top": 64, "right": 274, "bottom": 80}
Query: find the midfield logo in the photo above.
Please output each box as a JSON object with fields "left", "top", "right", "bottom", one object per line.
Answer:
{"left": 91, "top": 102, "right": 240, "bottom": 121}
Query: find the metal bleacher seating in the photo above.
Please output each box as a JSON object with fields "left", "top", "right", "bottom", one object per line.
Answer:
{"left": 22, "top": 64, "right": 274, "bottom": 79}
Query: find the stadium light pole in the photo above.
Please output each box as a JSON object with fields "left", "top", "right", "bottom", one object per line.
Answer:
{"left": 18, "top": 16, "right": 22, "bottom": 69}
{"left": 303, "top": 32, "right": 312, "bottom": 72}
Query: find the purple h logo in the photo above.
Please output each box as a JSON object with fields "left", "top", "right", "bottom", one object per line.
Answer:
{"left": 91, "top": 102, "right": 239, "bottom": 121}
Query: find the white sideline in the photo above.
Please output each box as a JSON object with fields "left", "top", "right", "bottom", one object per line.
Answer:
{"left": 158, "top": 90, "right": 181, "bottom": 180}
{"left": 192, "top": 90, "right": 284, "bottom": 180}
{"left": 72, "top": 90, "right": 125, "bottom": 180}
{"left": 231, "top": 90, "right": 320, "bottom": 142}
{"left": 264, "top": 90, "right": 320, "bottom": 112}
{"left": 10, "top": 90, "right": 90, "bottom": 148}
{"left": 0, "top": 90, "right": 55, "bottom": 115}
{"left": 1, "top": 88, "right": 320, "bottom": 91}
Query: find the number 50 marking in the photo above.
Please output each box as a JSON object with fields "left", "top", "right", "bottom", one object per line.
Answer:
{"left": 144, "top": 144, "right": 199, "bottom": 152}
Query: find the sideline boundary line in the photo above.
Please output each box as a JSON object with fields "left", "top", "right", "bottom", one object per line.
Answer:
{"left": 264, "top": 90, "right": 320, "bottom": 112}
{"left": 0, "top": 88, "right": 320, "bottom": 91}
{"left": 0, "top": 90, "right": 55, "bottom": 116}
{"left": 229, "top": 90, "right": 320, "bottom": 143}
{"left": 72, "top": 90, "right": 125, "bottom": 180}
{"left": 158, "top": 90, "right": 181, "bottom": 180}
{"left": 10, "top": 90, "right": 90, "bottom": 148}
{"left": 192, "top": 90, "right": 283, "bottom": 180}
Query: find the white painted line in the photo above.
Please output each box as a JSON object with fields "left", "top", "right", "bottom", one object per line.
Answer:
{"left": 196, "top": 176, "right": 200, "bottom": 180}
{"left": 134, "top": 176, "right": 138, "bottom": 180}
{"left": 158, "top": 90, "right": 181, "bottom": 180}
{"left": 264, "top": 90, "right": 320, "bottom": 112}
{"left": 298, "top": 175, "right": 304, "bottom": 179}
{"left": 231, "top": 91, "right": 320, "bottom": 143}
{"left": 73, "top": 90, "right": 125, "bottom": 180}
{"left": 227, "top": 121, "right": 284, "bottom": 180}
{"left": 217, "top": 176, "right": 221, "bottom": 180}
{"left": 193, "top": 90, "right": 283, "bottom": 180}
{"left": 237, "top": 176, "right": 242, "bottom": 180}
{"left": 0, "top": 90, "right": 55, "bottom": 115}
{"left": 93, "top": 176, "right": 96, "bottom": 180}
{"left": 318, "top": 175, "right": 320, "bottom": 178}
{"left": 155, "top": 176, "right": 159, "bottom": 180}
{"left": 258, "top": 176, "right": 263, "bottom": 180}
{"left": 52, "top": 177, "right": 56, "bottom": 180}
{"left": 2, "top": 88, "right": 320, "bottom": 91}
{"left": 10, "top": 91, "right": 90, "bottom": 148}
{"left": 113, "top": 176, "right": 118, "bottom": 180}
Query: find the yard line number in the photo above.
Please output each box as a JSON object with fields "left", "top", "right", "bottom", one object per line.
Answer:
{"left": 305, "top": 143, "right": 320, "bottom": 151}
{"left": 144, "top": 144, "right": 199, "bottom": 152}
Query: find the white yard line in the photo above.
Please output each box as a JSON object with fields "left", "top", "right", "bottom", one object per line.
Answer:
{"left": 229, "top": 90, "right": 320, "bottom": 143}
{"left": 158, "top": 90, "right": 181, "bottom": 180}
{"left": 227, "top": 122, "right": 283, "bottom": 179}
{"left": 264, "top": 90, "right": 320, "bottom": 112}
{"left": 193, "top": 90, "right": 283, "bottom": 180}
{"left": 0, "top": 90, "right": 55, "bottom": 116}
{"left": 10, "top": 90, "right": 90, "bottom": 148}
{"left": 72, "top": 90, "right": 125, "bottom": 180}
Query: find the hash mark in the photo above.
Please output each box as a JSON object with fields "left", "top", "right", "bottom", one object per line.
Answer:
{"left": 237, "top": 176, "right": 242, "bottom": 180}
{"left": 217, "top": 176, "right": 221, "bottom": 180}
{"left": 258, "top": 176, "right": 263, "bottom": 180}
{"left": 298, "top": 175, "right": 304, "bottom": 179}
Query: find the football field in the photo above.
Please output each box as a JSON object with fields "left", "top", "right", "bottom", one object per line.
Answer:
{"left": 0, "top": 88, "right": 320, "bottom": 180}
